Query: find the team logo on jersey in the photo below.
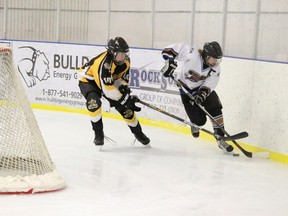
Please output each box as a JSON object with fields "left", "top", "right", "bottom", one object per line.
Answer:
{"left": 17, "top": 46, "right": 50, "bottom": 87}
{"left": 185, "top": 70, "right": 206, "bottom": 82}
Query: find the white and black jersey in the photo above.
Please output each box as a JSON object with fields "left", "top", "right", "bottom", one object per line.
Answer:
{"left": 162, "top": 43, "right": 220, "bottom": 94}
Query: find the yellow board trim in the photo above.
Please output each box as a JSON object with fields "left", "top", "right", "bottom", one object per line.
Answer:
{"left": 31, "top": 103, "right": 288, "bottom": 165}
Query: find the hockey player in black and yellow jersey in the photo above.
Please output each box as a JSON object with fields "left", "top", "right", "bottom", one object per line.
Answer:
{"left": 78, "top": 37, "right": 150, "bottom": 147}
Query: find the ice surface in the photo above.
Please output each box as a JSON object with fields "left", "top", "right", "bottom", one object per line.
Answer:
{"left": 1, "top": 110, "right": 288, "bottom": 216}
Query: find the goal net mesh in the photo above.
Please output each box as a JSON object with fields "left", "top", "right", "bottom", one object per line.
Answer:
{"left": 0, "top": 46, "right": 65, "bottom": 194}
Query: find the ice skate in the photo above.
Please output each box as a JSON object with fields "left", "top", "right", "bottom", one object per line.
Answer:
{"left": 191, "top": 126, "right": 200, "bottom": 138}
{"left": 94, "top": 131, "right": 104, "bottom": 150}
{"left": 217, "top": 138, "right": 234, "bottom": 154}
{"left": 134, "top": 131, "right": 151, "bottom": 147}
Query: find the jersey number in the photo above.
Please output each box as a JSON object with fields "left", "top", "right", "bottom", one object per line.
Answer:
{"left": 103, "top": 77, "right": 113, "bottom": 85}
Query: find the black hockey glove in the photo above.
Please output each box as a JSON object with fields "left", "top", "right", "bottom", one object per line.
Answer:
{"left": 125, "top": 95, "right": 141, "bottom": 112}
{"left": 118, "top": 85, "right": 141, "bottom": 111}
{"left": 118, "top": 85, "right": 131, "bottom": 95}
{"left": 193, "top": 90, "right": 208, "bottom": 104}
{"left": 119, "top": 93, "right": 141, "bottom": 112}
{"left": 161, "top": 60, "right": 178, "bottom": 78}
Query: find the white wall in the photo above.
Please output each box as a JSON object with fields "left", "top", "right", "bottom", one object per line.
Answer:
{"left": 218, "top": 58, "right": 288, "bottom": 154}
{"left": 1, "top": 0, "right": 288, "bottom": 62}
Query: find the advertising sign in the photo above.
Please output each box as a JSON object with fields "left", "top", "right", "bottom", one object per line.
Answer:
{"left": 12, "top": 41, "right": 187, "bottom": 124}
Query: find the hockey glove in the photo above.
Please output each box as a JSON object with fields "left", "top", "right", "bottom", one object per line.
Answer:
{"left": 193, "top": 90, "right": 208, "bottom": 104}
{"left": 160, "top": 60, "right": 178, "bottom": 78}
{"left": 119, "top": 94, "right": 141, "bottom": 112}
{"left": 118, "top": 85, "right": 141, "bottom": 111}
{"left": 118, "top": 85, "right": 131, "bottom": 95}
{"left": 125, "top": 95, "right": 141, "bottom": 112}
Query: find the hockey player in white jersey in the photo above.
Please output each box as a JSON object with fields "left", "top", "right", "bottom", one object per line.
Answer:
{"left": 161, "top": 41, "right": 234, "bottom": 153}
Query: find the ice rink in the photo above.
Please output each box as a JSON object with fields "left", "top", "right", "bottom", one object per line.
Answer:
{"left": 1, "top": 109, "right": 288, "bottom": 216}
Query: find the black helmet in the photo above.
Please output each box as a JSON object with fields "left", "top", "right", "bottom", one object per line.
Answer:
{"left": 203, "top": 41, "right": 223, "bottom": 59}
{"left": 107, "top": 37, "right": 129, "bottom": 54}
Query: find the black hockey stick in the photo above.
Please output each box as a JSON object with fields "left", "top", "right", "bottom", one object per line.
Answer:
{"left": 169, "top": 75, "right": 270, "bottom": 159}
{"left": 138, "top": 99, "right": 248, "bottom": 141}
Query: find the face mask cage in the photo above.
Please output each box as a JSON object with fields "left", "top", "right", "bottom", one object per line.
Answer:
{"left": 204, "top": 55, "right": 222, "bottom": 67}
{"left": 113, "top": 51, "right": 130, "bottom": 65}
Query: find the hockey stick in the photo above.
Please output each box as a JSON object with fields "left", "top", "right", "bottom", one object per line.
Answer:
{"left": 138, "top": 100, "right": 248, "bottom": 141}
{"left": 169, "top": 75, "right": 270, "bottom": 159}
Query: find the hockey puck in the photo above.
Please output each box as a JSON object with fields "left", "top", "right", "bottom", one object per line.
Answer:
{"left": 233, "top": 153, "right": 240, "bottom": 157}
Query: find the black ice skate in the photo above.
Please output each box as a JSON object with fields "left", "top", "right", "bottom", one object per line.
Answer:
{"left": 94, "top": 131, "right": 104, "bottom": 146}
{"left": 134, "top": 132, "right": 150, "bottom": 145}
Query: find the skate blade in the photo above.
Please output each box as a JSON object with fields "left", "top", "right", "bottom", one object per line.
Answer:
{"left": 95, "top": 145, "right": 104, "bottom": 151}
{"left": 144, "top": 143, "right": 152, "bottom": 148}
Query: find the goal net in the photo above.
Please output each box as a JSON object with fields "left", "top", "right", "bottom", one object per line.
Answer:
{"left": 0, "top": 46, "right": 66, "bottom": 194}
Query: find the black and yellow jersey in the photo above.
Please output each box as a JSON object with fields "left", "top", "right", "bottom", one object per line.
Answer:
{"left": 80, "top": 51, "right": 130, "bottom": 102}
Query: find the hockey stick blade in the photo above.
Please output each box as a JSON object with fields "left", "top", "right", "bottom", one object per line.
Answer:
{"left": 222, "top": 131, "right": 269, "bottom": 159}
{"left": 251, "top": 151, "right": 270, "bottom": 159}
{"left": 222, "top": 132, "right": 249, "bottom": 141}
